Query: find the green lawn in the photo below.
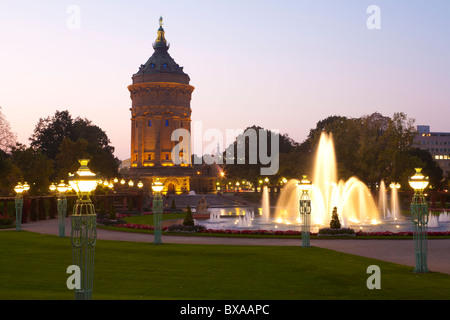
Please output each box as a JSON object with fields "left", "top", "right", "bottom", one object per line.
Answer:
{"left": 0, "top": 231, "right": 449, "bottom": 300}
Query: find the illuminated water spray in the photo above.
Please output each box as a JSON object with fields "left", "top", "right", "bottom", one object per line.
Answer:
{"left": 275, "top": 132, "right": 380, "bottom": 227}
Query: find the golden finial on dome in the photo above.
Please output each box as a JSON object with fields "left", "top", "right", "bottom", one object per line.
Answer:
{"left": 155, "top": 16, "right": 166, "bottom": 44}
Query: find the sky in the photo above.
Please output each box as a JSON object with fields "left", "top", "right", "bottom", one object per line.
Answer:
{"left": 1, "top": 0, "right": 449, "bottom": 161}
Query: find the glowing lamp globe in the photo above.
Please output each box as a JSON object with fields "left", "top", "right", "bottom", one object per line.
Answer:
{"left": 298, "top": 175, "right": 312, "bottom": 193}
{"left": 14, "top": 183, "right": 24, "bottom": 194}
{"left": 152, "top": 179, "right": 164, "bottom": 193}
{"left": 408, "top": 168, "right": 429, "bottom": 192}
{"left": 23, "top": 182, "right": 30, "bottom": 192}
{"left": 137, "top": 181, "right": 144, "bottom": 189}
{"left": 128, "top": 180, "right": 134, "bottom": 187}
{"left": 68, "top": 159, "right": 98, "bottom": 195}
{"left": 57, "top": 180, "right": 69, "bottom": 193}
{"left": 120, "top": 179, "right": 125, "bottom": 185}
{"left": 49, "top": 183, "right": 57, "bottom": 192}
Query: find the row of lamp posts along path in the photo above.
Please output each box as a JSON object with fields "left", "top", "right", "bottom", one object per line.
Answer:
{"left": 12, "top": 162, "right": 431, "bottom": 300}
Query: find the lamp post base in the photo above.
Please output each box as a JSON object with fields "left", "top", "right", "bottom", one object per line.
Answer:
{"left": 71, "top": 199, "right": 97, "bottom": 300}
{"left": 15, "top": 198, "right": 23, "bottom": 231}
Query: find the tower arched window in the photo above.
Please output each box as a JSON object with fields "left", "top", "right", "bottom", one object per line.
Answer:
{"left": 165, "top": 120, "right": 169, "bottom": 126}
{"left": 148, "top": 120, "right": 152, "bottom": 127}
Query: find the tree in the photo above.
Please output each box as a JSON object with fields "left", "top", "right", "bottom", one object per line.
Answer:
{"left": 330, "top": 207, "right": 341, "bottom": 229}
{"left": 0, "top": 149, "right": 22, "bottom": 196}
{"left": 183, "top": 205, "right": 195, "bottom": 226}
{"left": 223, "top": 126, "right": 298, "bottom": 187}
{"left": 0, "top": 107, "right": 17, "bottom": 153}
{"left": 29, "top": 110, "right": 75, "bottom": 160}
{"left": 29, "top": 110, "right": 120, "bottom": 179}
{"left": 11, "top": 144, "right": 54, "bottom": 195}
{"left": 55, "top": 138, "right": 90, "bottom": 180}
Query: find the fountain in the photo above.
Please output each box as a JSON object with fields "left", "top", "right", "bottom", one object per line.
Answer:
{"left": 274, "top": 132, "right": 380, "bottom": 228}
{"left": 428, "top": 212, "right": 439, "bottom": 228}
{"left": 197, "top": 131, "right": 450, "bottom": 234}
{"left": 389, "top": 183, "right": 400, "bottom": 221}
{"left": 378, "top": 181, "right": 387, "bottom": 219}
{"left": 210, "top": 211, "right": 221, "bottom": 223}
{"left": 261, "top": 186, "right": 270, "bottom": 223}
{"left": 235, "top": 211, "right": 254, "bottom": 228}
{"left": 439, "top": 210, "right": 449, "bottom": 222}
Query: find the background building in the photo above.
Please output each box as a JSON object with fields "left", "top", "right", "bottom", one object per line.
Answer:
{"left": 413, "top": 125, "right": 450, "bottom": 177}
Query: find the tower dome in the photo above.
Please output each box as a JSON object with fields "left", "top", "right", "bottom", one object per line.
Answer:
{"left": 132, "top": 16, "right": 190, "bottom": 85}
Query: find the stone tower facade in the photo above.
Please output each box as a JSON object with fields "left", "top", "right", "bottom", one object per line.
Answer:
{"left": 127, "top": 17, "right": 194, "bottom": 194}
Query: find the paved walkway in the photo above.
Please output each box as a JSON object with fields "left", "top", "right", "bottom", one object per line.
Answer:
{"left": 11, "top": 218, "right": 450, "bottom": 275}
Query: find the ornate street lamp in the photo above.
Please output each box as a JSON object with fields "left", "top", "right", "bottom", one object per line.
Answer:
{"left": 23, "top": 182, "right": 30, "bottom": 193}
{"left": 408, "top": 168, "right": 430, "bottom": 273}
{"left": 57, "top": 180, "right": 69, "bottom": 237}
{"left": 14, "top": 183, "right": 25, "bottom": 231}
{"left": 298, "top": 176, "right": 312, "bottom": 248}
{"left": 152, "top": 179, "right": 164, "bottom": 245}
{"left": 68, "top": 159, "right": 99, "bottom": 300}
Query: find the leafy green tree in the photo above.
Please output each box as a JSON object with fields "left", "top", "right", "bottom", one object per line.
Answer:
{"left": 55, "top": 138, "right": 90, "bottom": 180}
{"left": 11, "top": 144, "right": 54, "bottom": 195}
{"left": 29, "top": 110, "right": 120, "bottom": 179}
{"left": 183, "top": 205, "right": 195, "bottom": 226}
{"left": 0, "top": 150, "right": 22, "bottom": 196}
{"left": 223, "top": 126, "right": 298, "bottom": 188}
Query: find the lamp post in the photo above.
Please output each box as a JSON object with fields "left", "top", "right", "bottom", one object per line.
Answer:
{"left": 68, "top": 159, "right": 99, "bottom": 300}
{"left": 408, "top": 168, "right": 430, "bottom": 273}
{"left": 299, "top": 176, "right": 312, "bottom": 248}
{"left": 57, "top": 180, "right": 69, "bottom": 237}
{"left": 14, "top": 183, "right": 25, "bottom": 231}
{"left": 152, "top": 179, "right": 164, "bottom": 245}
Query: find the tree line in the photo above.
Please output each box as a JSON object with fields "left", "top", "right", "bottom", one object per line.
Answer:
{"left": 222, "top": 112, "right": 445, "bottom": 191}
{"left": 0, "top": 109, "right": 120, "bottom": 196}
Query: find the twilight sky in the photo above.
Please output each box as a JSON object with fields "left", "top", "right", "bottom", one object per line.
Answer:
{"left": 1, "top": 0, "right": 449, "bottom": 161}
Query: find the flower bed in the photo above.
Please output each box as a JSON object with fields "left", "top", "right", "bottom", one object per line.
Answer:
{"left": 104, "top": 222, "right": 450, "bottom": 237}
{"left": 114, "top": 223, "right": 168, "bottom": 232}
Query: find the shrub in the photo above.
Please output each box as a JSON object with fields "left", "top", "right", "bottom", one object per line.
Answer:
{"left": 0, "top": 215, "right": 14, "bottom": 227}
{"left": 96, "top": 218, "right": 127, "bottom": 226}
{"left": 318, "top": 228, "right": 355, "bottom": 236}
{"left": 108, "top": 203, "right": 117, "bottom": 220}
{"left": 330, "top": 207, "right": 341, "bottom": 229}
{"left": 183, "top": 206, "right": 195, "bottom": 226}
{"left": 128, "top": 198, "right": 134, "bottom": 211}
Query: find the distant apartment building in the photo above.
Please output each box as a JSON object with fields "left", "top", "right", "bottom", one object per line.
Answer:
{"left": 413, "top": 125, "right": 450, "bottom": 177}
